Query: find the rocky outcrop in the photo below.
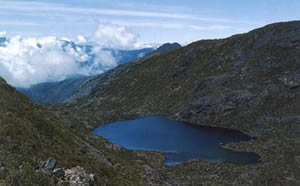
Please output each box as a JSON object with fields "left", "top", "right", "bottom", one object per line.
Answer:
{"left": 279, "top": 71, "right": 300, "bottom": 89}
{"left": 38, "top": 158, "right": 95, "bottom": 186}
{"left": 62, "top": 166, "right": 95, "bottom": 186}
{"left": 40, "top": 157, "right": 57, "bottom": 172}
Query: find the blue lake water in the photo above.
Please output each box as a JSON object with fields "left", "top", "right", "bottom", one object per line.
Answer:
{"left": 91, "top": 116, "right": 260, "bottom": 165}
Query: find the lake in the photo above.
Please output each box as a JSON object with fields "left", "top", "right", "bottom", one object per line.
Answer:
{"left": 91, "top": 116, "right": 260, "bottom": 165}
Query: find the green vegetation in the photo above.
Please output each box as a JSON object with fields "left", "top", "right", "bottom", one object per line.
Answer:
{"left": 0, "top": 78, "right": 163, "bottom": 185}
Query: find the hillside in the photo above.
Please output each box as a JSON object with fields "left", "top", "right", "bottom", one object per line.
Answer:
{"left": 0, "top": 77, "right": 177, "bottom": 185}
{"left": 52, "top": 21, "right": 300, "bottom": 185}
{"left": 57, "top": 21, "right": 300, "bottom": 131}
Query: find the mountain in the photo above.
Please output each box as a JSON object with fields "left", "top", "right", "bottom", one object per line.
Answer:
{"left": 17, "top": 75, "right": 91, "bottom": 104}
{"left": 52, "top": 21, "right": 300, "bottom": 185}
{"left": 149, "top": 42, "right": 181, "bottom": 55}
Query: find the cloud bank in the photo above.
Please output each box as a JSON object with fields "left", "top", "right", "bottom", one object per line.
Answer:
{"left": 0, "top": 31, "right": 6, "bottom": 37}
{"left": 0, "top": 35, "right": 89, "bottom": 87}
{"left": 0, "top": 23, "right": 144, "bottom": 88}
{"left": 95, "top": 23, "right": 140, "bottom": 49}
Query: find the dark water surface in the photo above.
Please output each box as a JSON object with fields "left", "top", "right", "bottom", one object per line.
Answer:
{"left": 92, "top": 116, "right": 260, "bottom": 165}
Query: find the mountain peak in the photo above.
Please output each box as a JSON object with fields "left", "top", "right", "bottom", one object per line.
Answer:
{"left": 155, "top": 42, "right": 181, "bottom": 53}
{"left": 0, "top": 77, "right": 8, "bottom": 87}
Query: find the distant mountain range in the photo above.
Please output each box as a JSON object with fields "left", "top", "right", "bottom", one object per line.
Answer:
{"left": 61, "top": 40, "right": 156, "bottom": 73}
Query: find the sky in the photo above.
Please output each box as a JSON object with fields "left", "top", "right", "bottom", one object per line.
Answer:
{"left": 0, "top": 0, "right": 299, "bottom": 87}
{"left": 1, "top": 0, "right": 300, "bottom": 44}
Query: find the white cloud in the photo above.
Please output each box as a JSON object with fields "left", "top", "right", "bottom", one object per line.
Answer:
{"left": 76, "top": 35, "right": 87, "bottom": 44}
{"left": 0, "top": 23, "right": 158, "bottom": 87}
{"left": 0, "top": 1, "right": 244, "bottom": 24}
{"left": 0, "top": 31, "right": 6, "bottom": 37}
{"left": 86, "top": 46, "right": 117, "bottom": 73}
{"left": 95, "top": 23, "right": 139, "bottom": 49}
{"left": 60, "top": 37, "right": 72, "bottom": 43}
{"left": 0, "top": 35, "right": 78, "bottom": 87}
{"left": 0, "top": 33, "right": 117, "bottom": 87}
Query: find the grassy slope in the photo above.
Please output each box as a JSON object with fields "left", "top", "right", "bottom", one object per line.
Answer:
{"left": 0, "top": 77, "right": 160, "bottom": 185}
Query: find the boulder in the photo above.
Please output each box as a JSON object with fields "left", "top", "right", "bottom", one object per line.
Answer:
{"left": 88, "top": 174, "right": 95, "bottom": 185}
{"left": 62, "top": 166, "right": 95, "bottom": 186}
{"left": 41, "top": 158, "right": 57, "bottom": 172}
{"left": 0, "top": 167, "right": 8, "bottom": 179}
{"left": 279, "top": 73, "right": 300, "bottom": 89}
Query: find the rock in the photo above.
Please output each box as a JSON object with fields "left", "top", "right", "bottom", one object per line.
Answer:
{"left": 105, "top": 143, "right": 123, "bottom": 151}
{"left": 38, "top": 159, "right": 95, "bottom": 185}
{"left": 62, "top": 166, "right": 95, "bottom": 186}
{"left": 53, "top": 168, "right": 65, "bottom": 178}
{"left": 41, "top": 158, "right": 56, "bottom": 172}
{"left": 88, "top": 174, "right": 95, "bottom": 185}
{"left": 0, "top": 167, "right": 8, "bottom": 179}
{"left": 295, "top": 156, "right": 300, "bottom": 168}
{"left": 279, "top": 73, "right": 300, "bottom": 89}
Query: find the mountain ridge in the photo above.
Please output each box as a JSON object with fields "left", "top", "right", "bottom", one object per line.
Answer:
{"left": 148, "top": 42, "right": 181, "bottom": 55}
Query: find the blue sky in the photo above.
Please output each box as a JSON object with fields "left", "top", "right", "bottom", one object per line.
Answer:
{"left": 1, "top": 0, "right": 300, "bottom": 44}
